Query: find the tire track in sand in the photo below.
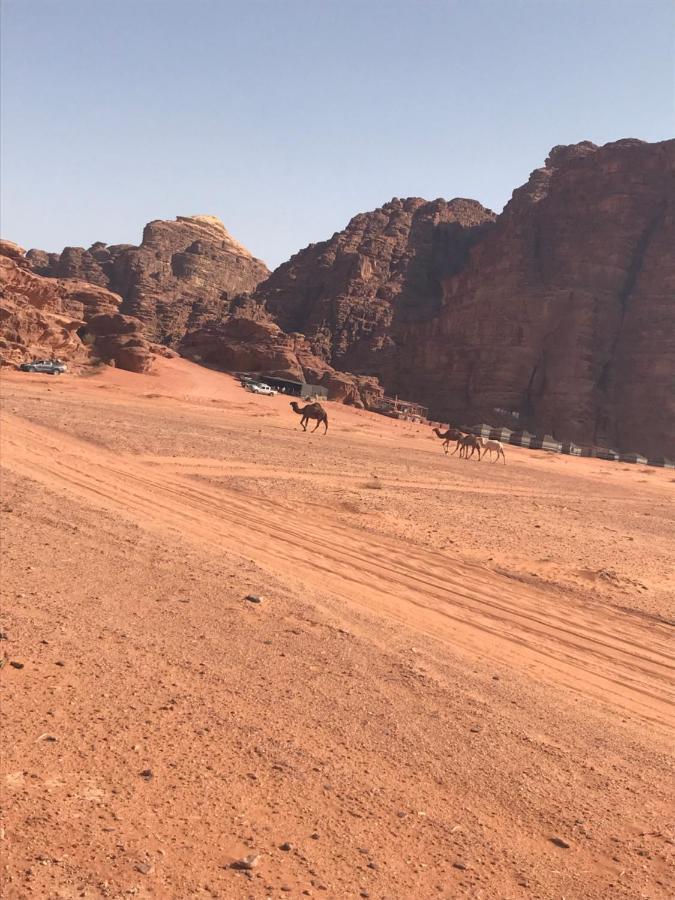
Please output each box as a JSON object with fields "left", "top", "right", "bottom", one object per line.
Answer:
{"left": 2, "top": 412, "right": 673, "bottom": 730}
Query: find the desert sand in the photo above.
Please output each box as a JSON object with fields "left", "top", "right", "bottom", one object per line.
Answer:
{"left": 1, "top": 359, "right": 673, "bottom": 900}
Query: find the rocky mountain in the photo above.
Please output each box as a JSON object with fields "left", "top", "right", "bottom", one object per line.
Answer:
{"left": 18, "top": 138, "right": 675, "bottom": 453}
{"left": 250, "top": 197, "right": 495, "bottom": 382}
{"left": 28, "top": 215, "right": 270, "bottom": 346}
{"left": 247, "top": 139, "right": 674, "bottom": 455}
{"left": 0, "top": 240, "right": 163, "bottom": 372}
{"left": 396, "top": 139, "right": 675, "bottom": 456}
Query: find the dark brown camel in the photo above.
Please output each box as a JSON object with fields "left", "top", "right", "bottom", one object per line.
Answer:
{"left": 290, "top": 401, "right": 328, "bottom": 434}
{"left": 432, "top": 426, "right": 465, "bottom": 455}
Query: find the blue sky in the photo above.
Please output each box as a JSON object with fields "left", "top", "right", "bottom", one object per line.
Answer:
{"left": 2, "top": 0, "right": 673, "bottom": 267}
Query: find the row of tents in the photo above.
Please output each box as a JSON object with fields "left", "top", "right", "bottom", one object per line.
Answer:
{"left": 456, "top": 424, "right": 674, "bottom": 468}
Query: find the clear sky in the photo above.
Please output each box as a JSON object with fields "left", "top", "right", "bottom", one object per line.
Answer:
{"left": 1, "top": 0, "right": 673, "bottom": 268}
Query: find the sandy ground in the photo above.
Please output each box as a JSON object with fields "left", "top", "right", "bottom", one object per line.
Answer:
{"left": 1, "top": 359, "right": 673, "bottom": 900}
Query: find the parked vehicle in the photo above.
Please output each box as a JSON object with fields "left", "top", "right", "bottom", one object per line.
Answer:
{"left": 245, "top": 381, "right": 277, "bottom": 396}
{"left": 19, "top": 359, "right": 67, "bottom": 375}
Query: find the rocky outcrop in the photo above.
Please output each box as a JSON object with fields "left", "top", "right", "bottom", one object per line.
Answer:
{"left": 0, "top": 251, "right": 87, "bottom": 366}
{"left": 182, "top": 317, "right": 308, "bottom": 380}
{"left": 249, "top": 197, "right": 495, "bottom": 381}
{"left": 17, "top": 140, "right": 675, "bottom": 454}
{"left": 180, "top": 317, "right": 382, "bottom": 406}
{"left": 0, "top": 240, "right": 32, "bottom": 268}
{"left": 78, "top": 313, "right": 161, "bottom": 374}
{"left": 28, "top": 215, "right": 270, "bottom": 346}
{"left": 248, "top": 141, "right": 672, "bottom": 455}
{"left": 0, "top": 242, "right": 158, "bottom": 372}
{"left": 396, "top": 139, "right": 675, "bottom": 456}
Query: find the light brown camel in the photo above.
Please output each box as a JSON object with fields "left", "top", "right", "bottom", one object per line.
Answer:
{"left": 477, "top": 437, "right": 506, "bottom": 463}
{"left": 457, "top": 433, "right": 482, "bottom": 460}
{"left": 290, "top": 401, "right": 329, "bottom": 433}
{"left": 432, "top": 426, "right": 465, "bottom": 455}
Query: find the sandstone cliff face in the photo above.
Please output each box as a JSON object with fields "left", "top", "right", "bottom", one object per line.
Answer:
{"left": 18, "top": 140, "right": 675, "bottom": 454}
{"left": 28, "top": 216, "right": 270, "bottom": 347}
{"left": 249, "top": 141, "right": 672, "bottom": 454}
{"left": 180, "top": 317, "right": 382, "bottom": 406}
{"left": 0, "top": 248, "right": 88, "bottom": 366}
{"left": 0, "top": 242, "right": 158, "bottom": 373}
{"left": 250, "top": 197, "right": 495, "bottom": 380}
{"left": 396, "top": 139, "right": 675, "bottom": 456}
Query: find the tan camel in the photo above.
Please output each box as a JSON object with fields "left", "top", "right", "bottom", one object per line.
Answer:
{"left": 290, "top": 401, "right": 328, "bottom": 434}
{"left": 457, "top": 433, "right": 482, "bottom": 460}
{"left": 432, "top": 426, "right": 465, "bottom": 455}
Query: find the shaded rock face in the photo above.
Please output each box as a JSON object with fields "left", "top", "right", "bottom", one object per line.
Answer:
{"left": 28, "top": 216, "right": 270, "bottom": 347}
{"left": 397, "top": 139, "right": 675, "bottom": 456}
{"left": 250, "top": 198, "right": 496, "bottom": 381}
{"left": 180, "top": 317, "right": 383, "bottom": 406}
{"left": 0, "top": 243, "right": 157, "bottom": 372}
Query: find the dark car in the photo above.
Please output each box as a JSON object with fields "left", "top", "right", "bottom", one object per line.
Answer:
{"left": 19, "top": 359, "right": 67, "bottom": 375}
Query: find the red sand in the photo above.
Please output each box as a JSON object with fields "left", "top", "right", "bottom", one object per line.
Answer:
{"left": 1, "top": 359, "right": 673, "bottom": 899}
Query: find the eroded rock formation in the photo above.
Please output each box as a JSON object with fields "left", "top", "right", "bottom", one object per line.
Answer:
{"left": 248, "top": 140, "right": 673, "bottom": 455}
{"left": 17, "top": 139, "right": 675, "bottom": 453}
{"left": 180, "top": 317, "right": 382, "bottom": 406}
{"left": 249, "top": 197, "right": 495, "bottom": 382}
{"left": 0, "top": 242, "right": 159, "bottom": 372}
{"left": 396, "top": 139, "right": 675, "bottom": 455}
{"left": 28, "top": 215, "right": 270, "bottom": 346}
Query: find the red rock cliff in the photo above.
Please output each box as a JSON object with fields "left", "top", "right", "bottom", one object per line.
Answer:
{"left": 249, "top": 197, "right": 496, "bottom": 381}
{"left": 0, "top": 241, "right": 160, "bottom": 373}
{"left": 28, "top": 215, "right": 270, "bottom": 347}
{"left": 250, "top": 141, "right": 673, "bottom": 455}
{"left": 396, "top": 139, "right": 675, "bottom": 455}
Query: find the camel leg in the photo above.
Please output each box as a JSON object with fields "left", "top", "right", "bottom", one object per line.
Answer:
{"left": 311, "top": 418, "right": 321, "bottom": 432}
{"left": 323, "top": 418, "right": 328, "bottom": 434}
{"left": 300, "top": 417, "right": 308, "bottom": 431}
{"left": 501, "top": 449, "right": 506, "bottom": 464}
